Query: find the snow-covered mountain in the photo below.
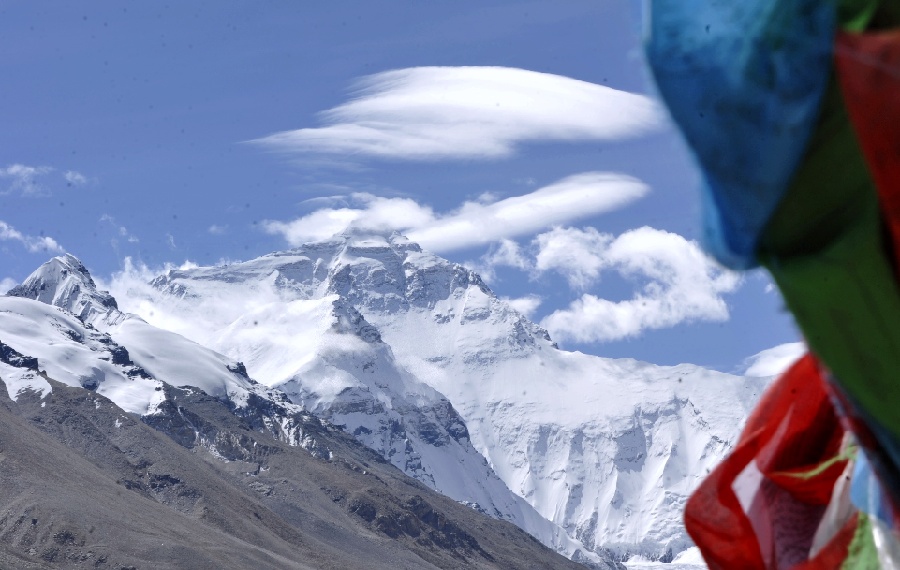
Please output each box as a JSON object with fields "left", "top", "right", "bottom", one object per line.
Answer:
{"left": 0, "top": 292, "right": 606, "bottom": 569}
{"left": 97, "top": 232, "right": 768, "bottom": 561}
{"left": 4, "top": 251, "right": 613, "bottom": 568}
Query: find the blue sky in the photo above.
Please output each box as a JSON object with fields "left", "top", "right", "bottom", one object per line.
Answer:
{"left": 0, "top": 1, "right": 800, "bottom": 371}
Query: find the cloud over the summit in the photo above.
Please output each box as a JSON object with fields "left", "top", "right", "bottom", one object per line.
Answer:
{"left": 262, "top": 172, "right": 647, "bottom": 253}
{"left": 252, "top": 66, "right": 663, "bottom": 161}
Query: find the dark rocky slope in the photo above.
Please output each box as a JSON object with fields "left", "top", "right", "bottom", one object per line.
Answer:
{"left": 0, "top": 368, "right": 613, "bottom": 569}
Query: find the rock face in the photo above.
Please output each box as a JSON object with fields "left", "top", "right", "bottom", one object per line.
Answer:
{"left": 110, "top": 232, "right": 768, "bottom": 561}
{"left": 0, "top": 258, "right": 620, "bottom": 569}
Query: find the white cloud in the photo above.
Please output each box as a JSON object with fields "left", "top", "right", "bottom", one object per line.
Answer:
{"left": 101, "top": 257, "right": 286, "bottom": 348}
{"left": 0, "top": 165, "right": 91, "bottom": 195}
{"left": 741, "top": 342, "right": 805, "bottom": 377}
{"left": 534, "top": 226, "right": 611, "bottom": 290}
{"left": 539, "top": 227, "right": 740, "bottom": 343}
{"left": 484, "top": 239, "right": 531, "bottom": 271}
{"left": 208, "top": 224, "right": 228, "bottom": 235}
{"left": 466, "top": 239, "right": 532, "bottom": 283}
{"left": 0, "top": 164, "right": 53, "bottom": 196}
{"left": 0, "top": 277, "right": 16, "bottom": 294}
{"left": 263, "top": 172, "right": 647, "bottom": 253}
{"left": 252, "top": 66, "right": 663, "bottom": 161}
{"left": 263, "top": 193, "right": 434, "bottom": 246}
{"left": 466, "top": 225, "right": 742, "bottom": 342}
{"left": 64, "top": 170, "right": 88, "bottom": 186}
{"left": 0, "top": 220, "right": 64, "bottom": 254}
{"left": 503, "top": 295, "right": 542, "bottom": 318}
{"left": 100, "top": 214, "right": 139, "bottom": 243}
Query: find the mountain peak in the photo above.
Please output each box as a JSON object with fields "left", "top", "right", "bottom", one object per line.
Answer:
{"left": 6, "top": 254, "right": 120, "bottom": 323}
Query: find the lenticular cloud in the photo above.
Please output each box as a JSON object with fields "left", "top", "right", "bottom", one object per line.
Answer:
{"left": 261, "top": 172, "right": 648, "bottom": 253}
{"left": 252, "top": 66, "right": 663, "bottom": 160}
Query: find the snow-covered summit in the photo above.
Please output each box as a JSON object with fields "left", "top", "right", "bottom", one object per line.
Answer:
{"left": 149, "top": 231, "right": 555, "bottom": 357}
{"left": 8, "top": 253, "right": 121, "bottom": 324}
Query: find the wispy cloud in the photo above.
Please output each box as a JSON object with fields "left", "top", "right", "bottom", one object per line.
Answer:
{"left": 465, "top": 239, "right": 530, "bottom": 282}
{"left": 0, "top": 277, "right": 16, "bottom": 294}
{"left": 0, "top": 164, "right": 53, "bottom": 196}
{"left": 208, "top": 224, "right": 228, "bottom": 235}
{"left": 99, "top": 214, "right": 139, "bottom": 244}
{"left": 263, "top": 172, "right": 647, "bottom": 253}
{"left": 0, "top": 220, "right": 64, "bottom": 253}
{"left": 1, "top": 164, "right": 92, "bottom": 195}
{"left": 252, "top": 66, "right": 663, "bottom": 161}
{"left": 537, "top": 227, "right": 739, "bottom": 343}
{"left": 64, "top": 170, "right": 88, "bottom": 186}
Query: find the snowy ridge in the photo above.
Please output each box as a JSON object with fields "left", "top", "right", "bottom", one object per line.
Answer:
{"left": 125, "top": 232, "right": 766, "bottom": 560}
{"left": 0, "top": 297, "right": 164, "bottom": 413}
{"left": 2, "top": 255, "right": 328, "bottom": 454}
